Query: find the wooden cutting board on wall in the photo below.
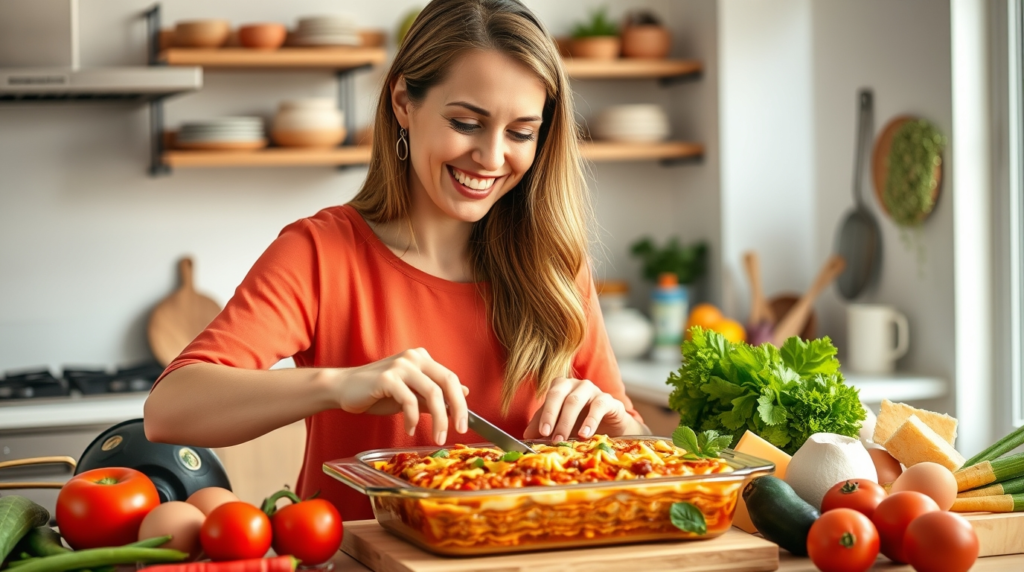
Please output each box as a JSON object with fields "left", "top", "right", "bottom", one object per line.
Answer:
{"left": 148, "top": 257, "right": 222, "bottom": 366}
{"left": 340, "top": 520, "right": 780, "bottom": 572}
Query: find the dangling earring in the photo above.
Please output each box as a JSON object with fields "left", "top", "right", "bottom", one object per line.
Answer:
{"left": 396, "top": 127, "right": 409, "bottom": 161}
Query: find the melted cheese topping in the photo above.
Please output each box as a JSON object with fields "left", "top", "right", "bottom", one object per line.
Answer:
{"left": 374, "top": 434, "right": 732, "bottom": 491}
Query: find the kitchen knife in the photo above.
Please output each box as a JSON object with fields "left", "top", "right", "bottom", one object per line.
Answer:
{"left": 467, "top": 410, "right": 537, "bottom": 454}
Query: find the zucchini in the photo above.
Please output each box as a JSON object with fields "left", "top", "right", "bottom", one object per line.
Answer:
{"left": 742, "top": 476, "right": 819, "bottom": 556}
{"left": 19, "top": 527, "right": 68, "bottom": 558}
{"left": 0, "top": 496, "right": 50, "bottom": 562}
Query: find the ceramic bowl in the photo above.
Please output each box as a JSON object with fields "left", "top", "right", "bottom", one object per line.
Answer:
{"left": 621, "top": 25, "right": 671, "bottom": 58}
{"left": 173, "top": 20, "right": 231, "bottom": 48}
{"left": 568, "top": 36, "right": 621, "bottom": 60}
{"left": 238, "top": 23, "right": 287, "bottom": 50}
{"left": 272, "top": 128, "right": 347, "bottom": 148}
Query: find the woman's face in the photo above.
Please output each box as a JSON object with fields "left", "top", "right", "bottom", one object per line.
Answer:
{"left": 392, "top": 49, "right": 548, "bottom": 223}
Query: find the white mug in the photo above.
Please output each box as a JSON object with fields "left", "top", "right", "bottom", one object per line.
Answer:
{"left": 846, "top": 304, "right": 909, "bottom": 374}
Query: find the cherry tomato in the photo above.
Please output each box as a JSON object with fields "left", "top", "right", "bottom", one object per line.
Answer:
{"left": 904, "top": 511, "right": 979, "bottom": 572}
{"left": 870, "top": 491, "right": 939, "bottom": 563}
{"left": 271, "top": 498, "right": 344, "bottom": 565}
{"left": 806, "top": 508, "right": 880, "bottom": 572}
{"left": 56, "top": 467, "right": 160, "bottom": 549}
{"left": 821, "top": 479, "right": 887, "bottom": 518}
{"left": 200, "top": 501, "right": 272, "bottom": 561}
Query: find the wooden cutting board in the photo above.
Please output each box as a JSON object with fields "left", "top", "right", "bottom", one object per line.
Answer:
{"left": 964, "top": 512, "right": 1024, "bottom": 557}
{"left": 147, "top": 257, "right": 222, "bottom": 366}
{"left": 341, "top": 520, "right": 780, "bottom": 572}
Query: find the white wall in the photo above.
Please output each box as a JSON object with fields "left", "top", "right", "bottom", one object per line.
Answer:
{"left": 0, "top": 0, "right": 720, "bottom": 371}
{"left": 717, "top": 0, "right": 816, "bottom": 318}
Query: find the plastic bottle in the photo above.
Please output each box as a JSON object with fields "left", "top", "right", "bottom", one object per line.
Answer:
{"left": 650, "top": 272, "right": 688, "bottom": 363}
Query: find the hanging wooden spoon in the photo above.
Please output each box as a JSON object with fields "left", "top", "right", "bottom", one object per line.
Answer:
{"left": 147, "top": 257, "right": 222, "bottom": 366}
{"left": 771, "top": 255, "right": 846, "bottom": 346}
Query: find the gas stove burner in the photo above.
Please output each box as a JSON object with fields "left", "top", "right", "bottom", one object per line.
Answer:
{"left": 0, "top": 368, "right": 69, "bottom": 399}
{"left": 0, "top": 361, "right": 165, "bottom": 400}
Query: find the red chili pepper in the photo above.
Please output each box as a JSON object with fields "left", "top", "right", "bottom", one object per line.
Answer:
{"left": 143, "top": 556, "right": 298, "bottom": 572}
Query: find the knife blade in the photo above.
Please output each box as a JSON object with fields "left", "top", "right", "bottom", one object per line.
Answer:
{"left": 467, "top": 410, "right": 537, "bottom": 454}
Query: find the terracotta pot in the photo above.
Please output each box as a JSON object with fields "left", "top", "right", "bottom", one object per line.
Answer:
{"left": 238, "top": 23, "right": 287, "bottom": 50}
{"left": 621, "top": 25, "right": 671, "bottom": 59}
{"left": 568, "top": 36, "right": 621, "bottom": 60}
{"left": 173, "top": 20, "right": 231, "bottom": 48}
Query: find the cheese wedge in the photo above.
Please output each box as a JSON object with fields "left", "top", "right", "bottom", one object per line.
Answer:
{"left": 732, "top": 430, "right": 791, "bottom": 534}
{"left": 882, "top": 415, "right": 965, "bottom": 471}
{"left": 873, "top": 399, "right": 958, "bottom": 446}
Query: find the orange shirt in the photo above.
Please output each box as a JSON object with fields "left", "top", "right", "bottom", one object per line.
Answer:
{"left": 158, "top": 205, "right": 640, "bottom": 521}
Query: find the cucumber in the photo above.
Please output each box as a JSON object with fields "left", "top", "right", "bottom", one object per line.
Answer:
{"left": 0, "top": 496, "right": 51, "bottom": 562}
{"left": 742, "top": 476, "right": 819, "bottom": 556}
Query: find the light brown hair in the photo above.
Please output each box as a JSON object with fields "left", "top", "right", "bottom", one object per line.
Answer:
{"left": 349, "top": 0, "right": 590, "bottom": 412}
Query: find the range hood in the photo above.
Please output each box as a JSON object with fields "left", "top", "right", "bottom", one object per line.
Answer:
{"left": 0, "top": 0, "right": 201, "bottom": 102}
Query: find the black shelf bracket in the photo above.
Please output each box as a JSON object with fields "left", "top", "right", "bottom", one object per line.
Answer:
{"left": 337, "top": 64, "right": 371, "bottom": 170}
{"left": 144, "top": 4, "right": 170, "bottom": 176}
{"left": 658, "top": 70, "right": 703, "bottom": 88}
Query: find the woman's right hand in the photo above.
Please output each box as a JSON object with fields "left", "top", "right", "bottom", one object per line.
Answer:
{"left": 329, "top": 348, "right": 468, "bottom": 445}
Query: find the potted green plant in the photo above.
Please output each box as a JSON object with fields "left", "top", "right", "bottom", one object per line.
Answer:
{"left": 568, "top": 7, "right": 620, "bottom": 60}
{"left": 630, "top": 237, "right": 708, "bottom": 286}
{"left": 621, "top": 9, "right": 671, "bottom": 59}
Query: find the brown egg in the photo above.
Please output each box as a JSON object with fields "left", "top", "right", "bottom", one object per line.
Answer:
{"left": 186, "top": 487, "right": 239, "bottom": 516}
{"left": 138, "top": 501, "right": 205, "bottom": 557}
{"left": 868, "top": 447, "right": 904, "bottom": 484}
{"left": 891, "top": 462, "right": 958, "bottom": 510}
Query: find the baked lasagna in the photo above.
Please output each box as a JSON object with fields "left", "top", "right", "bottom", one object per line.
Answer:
{"left": 368, "top": 435, "right": 743, "bottom": 553}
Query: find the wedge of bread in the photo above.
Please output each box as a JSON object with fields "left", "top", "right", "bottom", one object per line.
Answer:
{"left": 873, "top": 399, "right": 958, "bottom": 445}
{"left": 882, "top": 415, "right": 966, "bottom": 471}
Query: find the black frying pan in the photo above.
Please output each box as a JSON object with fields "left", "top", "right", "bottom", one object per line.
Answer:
{"left": 835, "top": 89, "right": 882, "bottom": 299}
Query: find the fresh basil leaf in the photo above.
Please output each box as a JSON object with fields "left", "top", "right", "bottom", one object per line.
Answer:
{"left": 500, "top": 451, "right": 523, "bottom": 462}
{"left": 428, "top": 449, "right": 449, "bottom": 458}
{"left": 554, "top": 441, "right": 573, "bottom": 447}
{"left": 597, "top": 442, "right": 615, "bottom": 454}
{"left": 470, "top": 458, "right": 485, "bottom": 469}
{"left": 672, "top": 425, "right": 701, "bottom": 456}
{"left": 669, "top": 502, "right": 707, "bottom": 535}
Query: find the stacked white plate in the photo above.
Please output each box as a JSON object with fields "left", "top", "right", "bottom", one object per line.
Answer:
{"left": 291, "top": 15, "right": 360, "bottom": 46}
{"left": 176, "top": 117, "right": 267, "bottom": 151}
{"left": 593, "top": 104, "right": 670, "bottom": 143}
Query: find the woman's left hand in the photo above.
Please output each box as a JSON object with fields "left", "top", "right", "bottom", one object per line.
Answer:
{"left": 523, "top": 377, "right": 647, "bottom": 442}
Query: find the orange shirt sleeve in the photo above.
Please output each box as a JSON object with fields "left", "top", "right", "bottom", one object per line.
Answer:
{"left": 157, "top": 219, "right": 321, "bottom": 382}
{"left": 571, "top": 266, "right": 644, "bottom": 426}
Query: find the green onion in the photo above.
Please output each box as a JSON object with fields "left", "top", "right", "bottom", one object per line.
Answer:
{"left": 500, "top": 451, "right": 523, "bottom": 462}
{"left": 959, "top": 475, "right": 1024, "bottom": 498}
{"left": 597, "top": 442, "right": 615, "bottom": 454}
{"left": 554, "top": 441, "right": 573, "bottom": 447}
{"left": 470, "top": 458, "right": 485, "bottom": 469}
{"left": 428, "top": 449, "right": 449, "bottom": 458}
{"left": 952, "top": 493, "right": 1024, "bottom": 513}
{"left": 963, "top": 425, "right": 1024, "bottom": 467}
{"left": 954, "top": 452, "right": 1024, "bottom": 492}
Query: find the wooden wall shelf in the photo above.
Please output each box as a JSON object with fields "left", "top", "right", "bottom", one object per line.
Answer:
{"left": 163, "top": 145, "right": 372, "bottom": 168}
{"left": 581, "top": 141, "right": 703, "bottom": 162}
{"left": 563, "top": 59, "right": 701, "bottom": 81}
{"left": 159, "top": 47, "right": 387, "bottom": 70}
{"left": 160, "top": 141, "right": 701, "bottom": 169}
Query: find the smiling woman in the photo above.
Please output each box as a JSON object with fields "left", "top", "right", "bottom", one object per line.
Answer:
{"left": 144, "top": 0, "right": 648, "bottom": 523}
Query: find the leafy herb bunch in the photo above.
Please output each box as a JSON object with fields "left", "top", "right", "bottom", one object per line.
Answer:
{"left": 668, "top": 328, "right": 865, "bottom": 455}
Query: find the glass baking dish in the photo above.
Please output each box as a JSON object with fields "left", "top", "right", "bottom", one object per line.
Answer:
{"left": 323, "top": 436, "right": 774, "bottom": 556}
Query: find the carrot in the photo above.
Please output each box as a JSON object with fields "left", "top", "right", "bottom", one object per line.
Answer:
{"left": 143, "top": 555, "right": 299, "bottom": 572}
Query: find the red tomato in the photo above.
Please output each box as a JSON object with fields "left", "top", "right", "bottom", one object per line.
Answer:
{"left": 821, "top": 479, "right": 887, "bottom": 518}
{"left": 200, "top": 501, "right": 272, "bottom": 561}
{"left": 870, "top": 491, "right": 939, "bottom": 563}
{"left": 904, "top": 511, "right": 979, "bottom": 572}
{"left": 806, "top": 508, "right": 880, "bottom": 572}
{"left": 55, "top": 467, "right": 160, "bottom": 549}
{"left": 271, "top": 499, "right": 344, "bottom": 565}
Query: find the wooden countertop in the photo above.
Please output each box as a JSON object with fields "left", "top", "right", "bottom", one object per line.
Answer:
{"left": 325, "top": 522, "right": 1024, "bottom": 571}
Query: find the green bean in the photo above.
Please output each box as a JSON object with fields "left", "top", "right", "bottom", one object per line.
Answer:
{"left": 10, "top": 547, "right": 186, "bottom": 572}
